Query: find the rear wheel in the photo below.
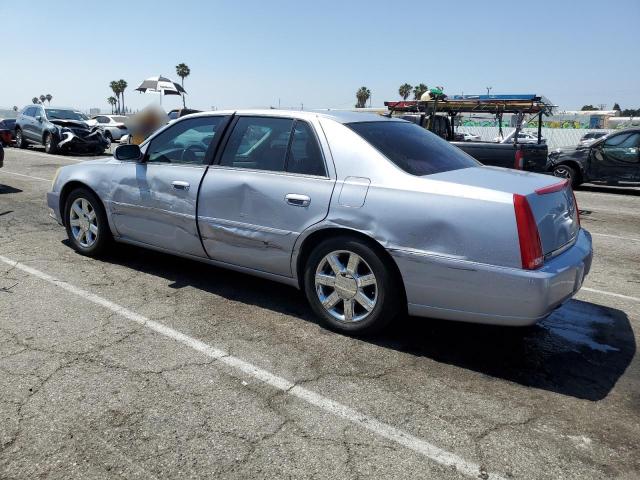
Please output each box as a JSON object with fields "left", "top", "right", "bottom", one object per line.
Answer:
{"left": 44, "top": 132, "right": 58, "bottom": 154}
{"left": 15, "top": 129, "right": 26, "bottom": 149}
{"left": 64, "top": 188, "right": 111, "bottom": 256}
{"left": 104, "top": 131, "right": 112, "bottom": 149}
{"left": 552, "top": 163, "right": 579, "bottom": 188}
{"left": 304, "top": 236, "right": 401, "bottom": 335}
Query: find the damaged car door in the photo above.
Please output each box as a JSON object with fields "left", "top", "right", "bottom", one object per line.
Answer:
{"left": 109, "top": 115, "right": 229, "bottom": 256}
{"left": 198, "top": 115, "right": 335, "bottom": 277}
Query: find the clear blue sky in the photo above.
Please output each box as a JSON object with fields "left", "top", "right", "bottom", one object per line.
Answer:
{"left": 1, "top": 0, "right": 638, "bottom": 113}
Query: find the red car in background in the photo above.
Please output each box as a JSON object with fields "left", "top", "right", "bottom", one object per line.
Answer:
{"left": 0, "top": 119, "right": 16, "bottom": 146}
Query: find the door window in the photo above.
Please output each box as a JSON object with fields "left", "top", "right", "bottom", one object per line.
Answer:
{"left": 96, "top": 116, "right": 110, "bottom": 124}
{"left": 146, "top": 116, "right": 225, "bottom": 165}
{"left": 286, "top": 121, "right": 326, "bottom": 176}
{"left": 602, "top": 132, "right": 640, "bottom": 163}
{"left": 220, "top": 116, "right": 294, "bottom": 171}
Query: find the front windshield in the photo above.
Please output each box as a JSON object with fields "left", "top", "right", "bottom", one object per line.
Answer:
{"left": 348, "top": 121, "right": 480, "bottom": 176}
{"left": 45, "top": 109, "right": 86, "bottom": 121}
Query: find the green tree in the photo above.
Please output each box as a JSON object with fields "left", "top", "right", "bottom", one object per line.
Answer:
{"left": 45, "top": 94, "right": 52, "bottom": 105}
{"left": 13, "top": 106, "right": 18, "bottom": 112}
{"left": 117, "top": 80, "right": 128, "bottom": 115}
{"left": 107, "top": 96, "right": 117, "bottom": 114}
{"left": 580, "top": 104, "right": 598, "bottom": 111}
{"left": 398, "top": 83, "right": 412, "bottom": 100}
{"left": 612, "top": 102, "right": 621, "bottom": 112}
{"left": 110, "top": 81, "right": 121, "bottom": 113}
{"left": 32, "top": 97, "right": 39, "bottom": 104}
{"left": 175, "top": 63, "right": 191, "bottom": 108}
{"left": 39, "top": 95, "right": 46, "bottom": 104}
{"left": 355, "top": 86, "right": 371, "bottom": 108}
{"left": 413, "top": 83, "right": 428, "bottom": 100}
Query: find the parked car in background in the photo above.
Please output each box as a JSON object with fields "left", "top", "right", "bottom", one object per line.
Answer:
{"left": 578, "top": 131, "right": 607, "bottom": 146}
{"left": 15, "top": 105, "right": 109, "bottom": 155}
{"left": 47, "top": 110, "right": 591, "bottom": 335}
{"left": 167, "top": 108, "right": 201, "bottom": 121}
{"left": 459, "top": 132, "right": 481, "bottom": 141}
{"left": 493, "top": 131, "right": 546, "bottom": 144}
{"left": 0, "top": 119, "right": 16, "bottom": 146}
{"left": 86, "top": 115, "right": 129, "bottom": 143}
{"left": 547, "top": 128, "right": 640, "bottom": 186}
{"left": 0, "top": 141, "right": 3, "bottom": 168}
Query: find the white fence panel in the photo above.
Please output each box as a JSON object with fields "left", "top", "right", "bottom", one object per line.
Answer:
{"left": 457, "top": 127, "right": 614, "bottom": 149}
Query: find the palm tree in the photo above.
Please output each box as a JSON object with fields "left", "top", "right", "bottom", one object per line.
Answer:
{"left": 45, "top": 94, "right": 52, "bottom": 105}
{"left": 117, "top": 80, "right": 128, "bottom": 115}
{"left": 107, "top": 97, "right": 117, "bottom": 114}
{"left": 413, "top": 83, "right": 428, "bottom": 100}
{"left": 175, "top": 63, "right": 191, "bottom": 108}
{"left": 399, "top": 83, "right": 412, "bottom": 100}
{"left": 13, "top": 106, "right": 18, "bottom": 112}
{"left": 32, "top": 97, "right": 40, "bottom": 104}
{"left": 110, "top": 81, "right": 121, "bottom": 114}
{"left": 39, "top": 95, "right": 46, "bottom": 104}
{"left": 355, "top": 86, "right": 371, "bottom": 108}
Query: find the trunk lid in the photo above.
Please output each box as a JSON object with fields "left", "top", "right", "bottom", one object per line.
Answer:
{"left": 430, "top": 166, "right": 580, "bottom": 255}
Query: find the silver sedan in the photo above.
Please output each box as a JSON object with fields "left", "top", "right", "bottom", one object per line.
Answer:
{"left": 47, "top": 110, "right": 592, "bottom": 334}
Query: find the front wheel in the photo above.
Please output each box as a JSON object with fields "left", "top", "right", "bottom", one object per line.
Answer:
{"left": 44, "top": 133, "right": 58, "bottom": 154}
{"left": 64, "top": 188, "right": 111, "bottom": 256}
{"left": 304, "top": 236, "right": 402, "bottom": 335}
{"left": 552, "top": 164, "right": 580, "bottom": 188}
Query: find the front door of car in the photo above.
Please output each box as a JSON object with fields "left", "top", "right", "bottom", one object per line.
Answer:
{"left": 198, "top": 116, "right": 335, "bottom": 277}
{"left": 109, "top": 115, "right": 229, "bottom": 257}
{"left": 22, "top": 107, "right": 39, "bottom": 141}
{"left": 591, "top": 132, "right": 640, "bottom": 181}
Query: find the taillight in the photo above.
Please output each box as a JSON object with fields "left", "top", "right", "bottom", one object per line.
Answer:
{"left": 513, "top": 194, "right": 543, "bottom": 270}
{"left": 514, "top": 149, "right": 524, "bottom": 170}
{"left": 571, "top": 189, "right": 580, "bottom": 227}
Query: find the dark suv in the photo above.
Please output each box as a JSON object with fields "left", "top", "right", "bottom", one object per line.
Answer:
{"left": 15, "top": 105, "right": 109, "bottom": 155}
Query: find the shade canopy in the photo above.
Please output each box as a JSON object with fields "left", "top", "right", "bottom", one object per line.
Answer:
{"left": 135, "top": 75, "right": 186, "bottom": 96}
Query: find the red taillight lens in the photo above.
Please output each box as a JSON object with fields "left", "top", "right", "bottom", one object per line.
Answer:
{"left": 514, "top": 150, "right": 524, "bottom": 170}
{"left": 513, "top": 194, "right": 543, "bottom": 270}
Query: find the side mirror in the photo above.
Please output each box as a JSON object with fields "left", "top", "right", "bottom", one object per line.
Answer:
{"left": 35, "top": 115, "right": 43, "bottom": 123}
{"left": 114, "top": 144, "right": 143, "bottom": 162}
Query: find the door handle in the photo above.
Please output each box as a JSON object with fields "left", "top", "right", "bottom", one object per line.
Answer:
{"left": 285, "top": 193, "right": 310, "bottom": 207}
{"left": 171, "top": 180, "right": 190, "bottom": 191}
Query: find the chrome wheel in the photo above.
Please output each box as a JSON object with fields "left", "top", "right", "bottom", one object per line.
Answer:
{"left": 315, "top": 250, "right": 378, "bottom": 323}
{"left": 44, "top": 134, "right": 53, "bottom": 153}
{"left": 69, "top": 198, "right": 98, "bottom": 248}
{"left": 15, "top": 130, "right": 23, "bottom": 148}
{"left": 553, "top": 165, "right": 572, "bottom": 180}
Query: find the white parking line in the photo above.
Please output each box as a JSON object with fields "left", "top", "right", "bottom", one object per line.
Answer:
{"left": 0, "top": 254, "right": 504, "bottom": 480}
{"left": 582, "top": 287, "right": 640, "bottom": 303}
{"left": 590, "top": 232, "right": 640, "bottom": 243}
{"left": 0, "top": 170, "right": 51, "bottom": 182}
{"left": 5, "top": 148, "right": 91, "bottom": 163}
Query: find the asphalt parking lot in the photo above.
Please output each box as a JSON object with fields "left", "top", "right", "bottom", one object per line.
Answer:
{"left": 0, "top": 146, "right": 639, "bottom": 479}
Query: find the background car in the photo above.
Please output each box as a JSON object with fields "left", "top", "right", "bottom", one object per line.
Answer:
{"left": 578, "top": 131, "right": 607, "bottom": 146}
{"left": 167, "top": 108, "right": 201, "bottom": 121}
{"left": 458, "top": 132, "right": 481, "bottom": 141}
{"left": 548, "top": 127, "right": 640, "bottom": 186}
{"left": 493, "top": 131, "right": 546, "bottom": 144}
{"left": 0, "top": 119, "right": 16, "bottom": 146}
{"left": 15, "top": 105, "right": 109, "bottom": 155}
{"left": 86, "top": 115, "right": 129, "bottom": 143}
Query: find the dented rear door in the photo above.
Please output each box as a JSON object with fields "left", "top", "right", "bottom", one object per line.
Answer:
{"left": 197, "top": 116, "right": 335, "bottom": 277}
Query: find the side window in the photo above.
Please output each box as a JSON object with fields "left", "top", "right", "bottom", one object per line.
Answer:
{"left": 286, "top": 121, "right": 326, "bottom": 176}
{"left": 220, "top": 117, "right": 294, "bottom": 172}
{"left": 24, "top": 107, "right": 35, "bottom": 117}
{"left": 602, "top": 132, "right": 640, "bottom": 163}
{"left": 146, "top": 116, "right": 225, "bottom": 165}
{"left": 96, "top": 116, "right": 110, "bottom": 124}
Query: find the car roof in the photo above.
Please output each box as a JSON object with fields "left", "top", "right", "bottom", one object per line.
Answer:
{"left": 184, "top": 109, "right": 397, "bottom": 124}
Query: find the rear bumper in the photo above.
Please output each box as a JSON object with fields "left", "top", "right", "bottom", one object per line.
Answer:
{"left": 391, "top": 229, "right": 593, "bottom": 326}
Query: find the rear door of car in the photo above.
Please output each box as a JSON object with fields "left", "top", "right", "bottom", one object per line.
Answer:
{"left": 109, "top": 115, "right": 230, "bottom": 256}
{"left": 591, "top": 131, "right": 640, "bottom": 181}
{"left": 197, "top": 115, "right": 335, "bottom": 277}
{"left": 21, "top": 107, "right": 38, "bottom": 141}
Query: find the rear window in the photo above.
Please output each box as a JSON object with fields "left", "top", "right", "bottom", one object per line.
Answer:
{"left": 347, "top": 121, "right": 479, "bottom": 176}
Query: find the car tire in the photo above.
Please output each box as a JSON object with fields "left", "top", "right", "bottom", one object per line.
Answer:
{"left": 64, "top": 187, "right": 111, "bottom": 257}
{"left": 15, "top": 129, "right": 26, "bottom": 149}
{"left": 104, "top": 132, "right": 112, "bottom": 148}
{"left": 44, "top": 132, "right": 58, "bottom": 154}
{"left": 552, "top": 164, "right": 580, "bottom": 188}
{"left": 304, "top": 236, "right": 402, "bottom": 335}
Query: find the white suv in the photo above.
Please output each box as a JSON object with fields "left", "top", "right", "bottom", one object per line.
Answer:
{"left": 86, "top": 115, "right": 129, "bottom": 142}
